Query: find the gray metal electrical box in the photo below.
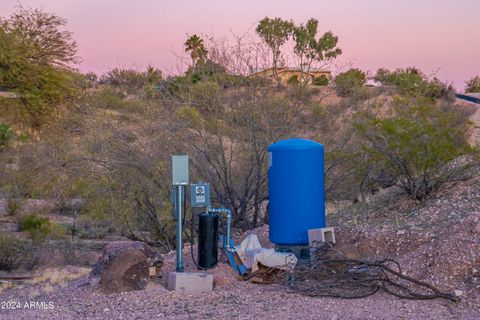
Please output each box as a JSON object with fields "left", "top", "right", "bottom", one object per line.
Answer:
{"left": 172, "top": 155, "right": 189, "bottom": 185}
{"left": 190, "top": 183, "right": 211, "bottom": 208}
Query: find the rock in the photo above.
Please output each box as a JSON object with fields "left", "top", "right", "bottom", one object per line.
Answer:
{"left": 89, "top": 241, "right": 162, "bottom": 293}
{"left": 454, "top": 290, "right": 464, "bottom": 297}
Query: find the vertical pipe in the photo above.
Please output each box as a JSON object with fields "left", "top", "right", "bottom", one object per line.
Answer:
{"left": 225, "top": 209, "right": 232, "bottom": 250}
{"left": 175, "top": 185, "right": 184, "bottom": 272}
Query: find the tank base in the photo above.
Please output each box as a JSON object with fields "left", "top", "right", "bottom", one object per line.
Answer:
{"left": 275, "top": 245, "right": 310, "bottom": 260}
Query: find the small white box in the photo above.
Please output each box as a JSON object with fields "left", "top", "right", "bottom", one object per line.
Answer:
{"left": 308, "top": 227, "right": 336, "bottom": 246}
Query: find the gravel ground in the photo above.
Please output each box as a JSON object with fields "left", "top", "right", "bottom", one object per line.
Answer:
{"left": 1, "top": 177, "right": 480, "bottom": 319}
{"left": 0, "top": 269, "right": 478, "bottom": 320}
{"left": 1, "top": 236, "right": 479, "bottom": 320}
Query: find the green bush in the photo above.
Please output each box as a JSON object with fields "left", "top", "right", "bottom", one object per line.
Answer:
{"left": 49, "top": 223, "right": 69, "bottom": 240}
{"left": 313, "top": 76, "right": 329, "bottom": 86}
{"left": 356, "top": 99, "right": 478, "bottom": 200}
{"left": 17, "top": 214, "right": 52, "bottom": 241}
{"left": 335, "top": 68, "right": 366, "bottom": 96}
{"left": 374, "top": 67, "right": 451, "bottom": 100}
{"left": 100, "top": 66, "right": 162, "bottom": 95}
{"left": 287, "top": 75, "right": 299, "bottom": 85}
{"left": 466, "top": 76, "right": 480, "bottom": 93}
{"left": 311, "top": 102, "right": 327, "bottom": 121}
{"left": 91, "top": 87, "right": 143, "bottom": 111}
{"left": 0, "top": 8, "right": 79, "bottom": 126}
{"left": 0, "top": 123, "right": 13, "bottom": 149}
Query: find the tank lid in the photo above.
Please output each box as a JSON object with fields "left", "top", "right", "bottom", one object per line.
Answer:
{"left": 268, "top": 138, "right": 324, "bottom": 150}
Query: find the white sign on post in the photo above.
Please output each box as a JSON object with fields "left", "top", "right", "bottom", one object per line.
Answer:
{"left": 190, "top": 183, "right": 210, "bottom": 207}
{"left": 195, "top": 186, "right": 205, "bottom": 203}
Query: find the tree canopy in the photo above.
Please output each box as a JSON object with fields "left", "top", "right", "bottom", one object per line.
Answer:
{"left": 0, "top": 6, "right": 79, "bottom": 126}
{"left": 256, "top": 17, "right": 294, "bottom": 84}
{"left": 184, "top": 34, "right": 208, "bottom": 71}
{"left": 256, "top": 17, "right": 341, "bottom": 85}
{"left": 292, "top": 19, "right": 341, "bottom": 74}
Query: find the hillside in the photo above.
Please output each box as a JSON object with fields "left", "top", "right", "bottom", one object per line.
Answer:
{"left": 1, "top": 175, "right": 480, "bottom": 319}
{"left": 1, "top": 74, "right": 480, "bottom": 319}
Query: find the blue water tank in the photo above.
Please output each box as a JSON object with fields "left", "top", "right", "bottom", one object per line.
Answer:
{"left": 268, "top": 138, "right": 325, "bottom": 245}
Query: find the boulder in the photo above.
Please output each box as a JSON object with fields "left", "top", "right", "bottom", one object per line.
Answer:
{"left": 89, "top": 241, "right": 162, "bottom": 293}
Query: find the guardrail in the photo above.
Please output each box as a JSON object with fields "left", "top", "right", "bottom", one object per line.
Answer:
{"left": 456, "top": 94, "right": 480, "bottom": 104}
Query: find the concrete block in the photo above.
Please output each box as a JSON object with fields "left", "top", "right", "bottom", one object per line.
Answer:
{"left": 308, "top": 227, "right": 336, "bottom": 246}
{"left": 167, "top": 272, "right": 213, "bottom": 293}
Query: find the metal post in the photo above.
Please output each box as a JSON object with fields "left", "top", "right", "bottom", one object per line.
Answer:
{"left": 225, "top": 209, "right": 232, "bottom": 250}
{"left": 175, "top": 185, "right": 185, "bottom": 272}
{"left": 172, "top": 155, "right": 189, "bottom": 273}
{"left": 72, "top": 210, "right": 77, "bottom": 242}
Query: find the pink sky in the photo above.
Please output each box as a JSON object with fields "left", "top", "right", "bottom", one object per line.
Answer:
{"left": 1, "top": 0, "right": 479, "bottom": 90}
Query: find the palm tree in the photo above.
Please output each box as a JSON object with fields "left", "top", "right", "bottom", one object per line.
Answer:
{"left": 184, "top": 34, "right": 207, "bottom": 71}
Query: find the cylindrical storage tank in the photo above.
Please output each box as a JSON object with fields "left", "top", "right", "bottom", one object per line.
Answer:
{"left": 197, "top": 212, "right": 219, "bottom": 269}
{"left": 268, "top": 138, "right": 325, "bottom": 245}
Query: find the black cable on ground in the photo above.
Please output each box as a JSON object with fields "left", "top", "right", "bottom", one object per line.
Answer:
{"left": 264, "top": 243, "right": 459, "bottom": 302}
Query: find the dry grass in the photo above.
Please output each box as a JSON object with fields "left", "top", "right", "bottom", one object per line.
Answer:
{"left": 28, "top": 266, "right": 90, "bottom": 288}
{"left": 0, "top": 281, "right": 15, "bottom": 294}
{"left": 0, "top": 266, "right": 90, "bottom": 295}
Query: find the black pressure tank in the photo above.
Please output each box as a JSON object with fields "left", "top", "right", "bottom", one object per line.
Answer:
{"left": 197, "top": 212, "right": 219, "bottom": 269}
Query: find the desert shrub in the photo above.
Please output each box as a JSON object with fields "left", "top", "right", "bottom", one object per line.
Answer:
{"left": 356, "top": 99, "right": 478, "bottom": 200}
{"left": 48, "top": 223, "right": 68, "bottom": 240}
{"left": 310, "top": 102, "right": 328, "bottom": 124}
{"left": 188, "top": 60, "right": 229, "bottom": 84}
{"left": 6, "top": 199, "right": 21, "bottom": 216}
{"left": 51, "top": 241, "right": 82, "bottom": 265}
{"left": 0, "top": 235, "right": 40, "bottom": 271}
{"left": 0, "top": 7, "right": 79, "bottom": 126}
{"left": 374, "top": 67, "right": 452, "bottom": 100}
{"left": 92, "top": 87, "right": 126, "bottom": 109}
{"left": 188, "top": 80, "right": 223, "bottom": 114}
{"left": 75, "top": 216, "right": 118, "bottom": 239}
{"left": 99, "top": 66, "right": 161, "bottom": 95}
{"left": 0, "top": 124, "right": 13, "bottom": 149}
{"left": 17, "top": 214, "right": 52, "bottom": 242}
{"left": 0, "top": 235, "right": 24, "bottom": 271}
{"left": 165, "top": 61, "right": 235, "bottom": 95}
{"left": 313, "top": 76, "right": 329, "bottom": 86}
{"left": 90, "top": 87, "right": 143, "bottom": 112}
{"left": 18, "top": 132, "right": 29, "bottom": 142}
{"left": 335, "top": 68, "right": 366, "bottom": 97}
{"left": 465, "top": 76, "right": 480, "bottom": 93}
{"left": 287, "top": 74, "right": 299, "bottom": 85}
